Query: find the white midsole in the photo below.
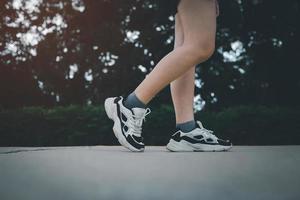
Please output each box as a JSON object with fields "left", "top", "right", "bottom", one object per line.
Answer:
{"left": 166, "top": 139, "right": 232, "bottom": 152}
{"left": 104, "top": 97, "right": 144, "bottom": 152}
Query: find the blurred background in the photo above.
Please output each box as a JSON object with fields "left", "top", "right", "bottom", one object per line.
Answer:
{"left": 0, "top": 0, "right": 299, "bottom": 146}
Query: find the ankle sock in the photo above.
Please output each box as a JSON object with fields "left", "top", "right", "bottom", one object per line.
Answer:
{"left": 176, "top": 120, "right": 196, "bottom": 133}
{"left": 124, "top": 91, "right": 147, "bottom": 109}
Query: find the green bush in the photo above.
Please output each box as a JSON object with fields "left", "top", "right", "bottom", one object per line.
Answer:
{"left": 0, "top": 105, "right": 299, "bottom": 146}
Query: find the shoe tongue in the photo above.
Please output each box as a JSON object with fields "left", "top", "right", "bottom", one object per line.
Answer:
{"left": 131, "top": 107, "right": 146, "bottom": 118}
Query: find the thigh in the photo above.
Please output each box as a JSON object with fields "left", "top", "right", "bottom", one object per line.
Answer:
{"left": 177, "top": 0, "right": 217, "bottom": 45}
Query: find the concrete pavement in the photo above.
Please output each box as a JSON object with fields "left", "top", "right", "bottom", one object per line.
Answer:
{"left": 0, "top": 146, "right": 300, "bottom": 200}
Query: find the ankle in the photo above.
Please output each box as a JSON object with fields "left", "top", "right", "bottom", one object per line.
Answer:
{"left": 176, "top": 119, "right": 196, "bottom": 133}
{"left": 124, "top": 91, "right": 147, "bottom": 109}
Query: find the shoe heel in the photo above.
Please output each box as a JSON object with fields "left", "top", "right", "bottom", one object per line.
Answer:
{"left": 104, "top": 98, "right": 115, "bottom": 120}
{"left": 166, "top": 139, "right": 194, "bottom": 152}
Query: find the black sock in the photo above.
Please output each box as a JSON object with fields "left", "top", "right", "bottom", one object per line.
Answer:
{"left": 124, "top": 91, "right": 147, "bottom": 109}
{"left": 176, "top": 120, "right": 196, "bottom": 133}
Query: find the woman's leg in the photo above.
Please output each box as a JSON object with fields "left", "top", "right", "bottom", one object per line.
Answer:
{"left": 170, "top": 13, "right": 196, "bottom": 124}
{"left": 134, "top": 0, "right": 217, "bottom": 105}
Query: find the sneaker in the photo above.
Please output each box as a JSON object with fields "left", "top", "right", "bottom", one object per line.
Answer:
{"left": 166, "top": 120, "right": 232, "bottom": 152}
{"left": 104, "top": 96, "right": 151, "bottom": 152}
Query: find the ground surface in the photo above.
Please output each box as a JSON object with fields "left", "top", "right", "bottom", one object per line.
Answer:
{"left": 0, "top": 146, "right": 300, "bottom": 200}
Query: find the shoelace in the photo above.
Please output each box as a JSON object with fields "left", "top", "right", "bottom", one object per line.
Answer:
{"left": 129, "top": 108, "right": 151, "bottom": 136}
{"left": 196, "top": 121, "right": 218, "bottom": 141}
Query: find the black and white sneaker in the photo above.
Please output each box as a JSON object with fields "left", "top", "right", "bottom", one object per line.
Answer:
{"left": 166, "top": 121, "right": 232, "bottom": 152}
{"left": 104, "top": 96, "right": 151, "bottom": 152}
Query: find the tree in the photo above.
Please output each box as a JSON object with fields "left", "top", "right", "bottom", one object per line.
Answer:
{"left": 0, "top": 0, "right": 299, "bottom": 110}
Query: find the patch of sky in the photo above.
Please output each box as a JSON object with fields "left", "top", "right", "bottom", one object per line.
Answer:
{"left": 85, "top": 69, "right": 93, "bottom": 82}
{"left": 102, "top": 68, "right": 108, "bottom": 73}
{"left": 219, "top": 40, "right": 246, "bottom": 63}
{"left": 194, "top": 94, "right": 206, "bottom": 112}
{"left": 71, "top": 0, "right": 85, "bottom": 12}
{"left": 271, "top": 38, "right": 283, "bottom": 47}
{"left": 125, "top": 30, "right": 140, "bottom": 43}
{"left": 210, "top": 92, "right": 218, "bottom": 103}
{"left": 69, "top": 64, "right": 78, "bottom": 79}
{"left": 98, "top": 52, "right": 119, "bottom": 66}
{"left": 138, "top": 65, "right": 147, "bottom": 73}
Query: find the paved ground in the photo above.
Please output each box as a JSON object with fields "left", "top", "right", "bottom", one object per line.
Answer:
{"left": 0, "top": 146, "right": 300, "bottom": 200}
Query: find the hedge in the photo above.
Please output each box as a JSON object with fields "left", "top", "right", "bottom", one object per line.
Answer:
{"left": 0, "top": 105, "right": 299, "bottom": 146}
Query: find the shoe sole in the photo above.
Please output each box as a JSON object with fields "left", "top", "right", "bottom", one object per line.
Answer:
{"left": 104, "top": 97, "right": 144, "bottom": 152}
{"left": 166, "top": 139, "right": 233, "bottom": 152}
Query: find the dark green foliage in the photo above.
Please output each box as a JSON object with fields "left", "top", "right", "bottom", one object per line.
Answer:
{"left": 197, "top": 106, "right": 300, "bottom": 145}
{"left": 1, "top": 0, "right": 299, "bottom": 109}
{"left": 1, "top": 105, "right": 299, "bottom": 146}
{"left": 0, "top": 105, "right": 116, "bottom": 146}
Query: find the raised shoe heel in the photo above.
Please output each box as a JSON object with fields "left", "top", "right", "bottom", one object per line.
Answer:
{"left": 104, "top": 97, "right": 116, "bottom": 120}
